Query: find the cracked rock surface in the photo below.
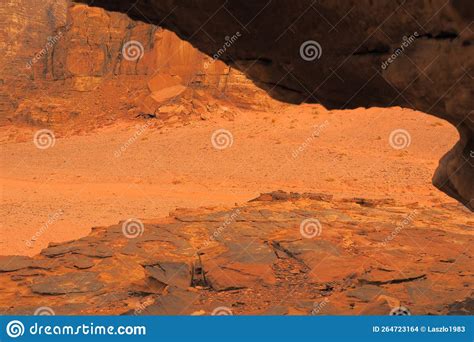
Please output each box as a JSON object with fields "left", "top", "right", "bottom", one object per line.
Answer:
{"left": 1, "top": 192, "right": 472, "bottom": 315}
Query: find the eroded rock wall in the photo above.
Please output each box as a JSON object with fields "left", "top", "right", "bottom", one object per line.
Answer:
{"left": 0, "top": 0, "right": 68, "bottom": 116}
{"left": 1, "top": 2, "right": 269, "bottom": 130}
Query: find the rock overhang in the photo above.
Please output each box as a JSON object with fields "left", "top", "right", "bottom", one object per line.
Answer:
{"left": 74, "top": 0, "right": 474, "bottom": 209}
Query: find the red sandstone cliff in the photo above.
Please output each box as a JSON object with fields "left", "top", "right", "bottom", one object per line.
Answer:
{"left": 1, "top": 2, "right": 271, "bottom": 132}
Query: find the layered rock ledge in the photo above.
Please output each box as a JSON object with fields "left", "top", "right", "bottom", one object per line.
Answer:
{"left": 1, "top": 192, "right": 472, "bottom": 315}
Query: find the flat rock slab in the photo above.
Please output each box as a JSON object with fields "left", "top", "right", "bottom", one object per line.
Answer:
{"left": 133, "top": 287, "right": 200, "bottom": 315}
{"left": 250, "top": 191, "right": 333, "bottom": 202}
{"left": 218, "top": 240, "right": 277, "bottom": 264}
{"left": 41, "top": 243, "right": 81, "bottom": 257}
{"left": 359, "top": 270, "right": 426, "bottom": 285}
{"left": 347, "top": 285, "right": 386, "bottom": 303}
{"left": 205, "top": 262, "right": 276, "bottom": 291}
{"left": 447, "top": 298, "right": 474, "bottom": 315}
{"left": 73, "top": 245, "right": 114, "bottom": 258}
{"left": 0, "top": 192, "right": 472, "bottom": 315}
{"left": 69, "top": 256, "right": 95, "bottom": 269}
{"left": 31, "top": 272, "right": 104, "bottom": 295}
{"left": 0, "top": 256, "right": 53, "bottom": 272}
{"left": 0, "top": 256, "right": 35, "bottom": 272}
{"left": 145, "top": 262, "right": 191, "bottom": 289}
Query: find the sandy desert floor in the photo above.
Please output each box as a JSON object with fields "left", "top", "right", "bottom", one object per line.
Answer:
{"left": 0, "top": 104, "right": 459, "bottom": 256}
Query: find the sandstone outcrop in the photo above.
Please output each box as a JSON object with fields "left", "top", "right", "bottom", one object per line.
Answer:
{"left": 1, "top": 192, "right": 472, "bottom": 315}
{"left": 74, "top": 0, "right": 474, "bottom": 209}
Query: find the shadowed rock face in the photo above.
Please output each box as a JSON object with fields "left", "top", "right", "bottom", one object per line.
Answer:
{"left": 75, "top": 0, "right": 473, "bottom": 209}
